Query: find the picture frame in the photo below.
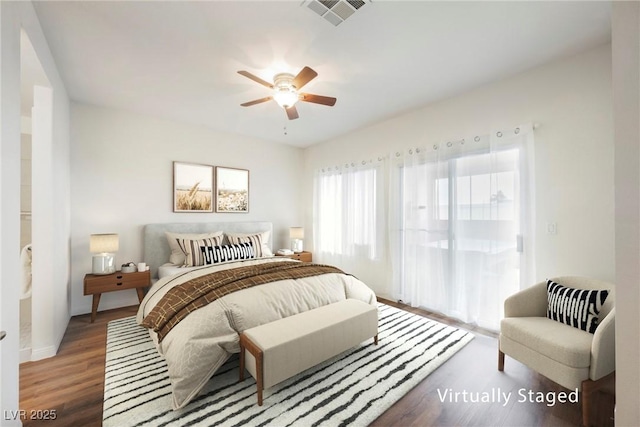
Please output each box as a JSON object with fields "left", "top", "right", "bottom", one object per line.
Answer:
{"left": 173, "top": 161, "right": 214, "bottom": 212}
{"left": 215, "top": 166, "right": 249, "bottom": 213}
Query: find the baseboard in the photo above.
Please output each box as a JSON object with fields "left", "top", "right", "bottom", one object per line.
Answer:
{"left": 19, "top": 347, "right": 32, "bottom": 363}
{"left": 30, "top": 345, "right": 57, "bottom": 361}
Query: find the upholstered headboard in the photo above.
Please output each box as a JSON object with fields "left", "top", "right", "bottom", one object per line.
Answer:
{"left": 143, "top": 221, "right": 273, "bottom": 279}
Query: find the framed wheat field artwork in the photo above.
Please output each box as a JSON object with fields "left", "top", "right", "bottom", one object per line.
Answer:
{"left": 215, "top": 166, "right": 249, "bottom": 213}
{"left": 173, "top": 161, "right": 214, "bottom": 212}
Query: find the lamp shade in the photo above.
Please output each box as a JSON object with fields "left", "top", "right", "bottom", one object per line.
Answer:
{"left": 289, "top": 227, "right": 304, "bottom": 239}
{"left": 274, "top": 88, "right": 299, "bottom": 109}
{"left": 90, "top": 233, "right": 119, "bottom": 253}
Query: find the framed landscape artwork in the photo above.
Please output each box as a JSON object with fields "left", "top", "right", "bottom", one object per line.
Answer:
{"left": 215, "top": 166, "right": 249, "bottom": 213}
{"left": 173, "top": 161, "right": 214, "bottom": 212}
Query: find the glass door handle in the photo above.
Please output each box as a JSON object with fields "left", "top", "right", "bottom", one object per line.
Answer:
{"left": 516, "top": 235, "right": 524, "bottom": 253}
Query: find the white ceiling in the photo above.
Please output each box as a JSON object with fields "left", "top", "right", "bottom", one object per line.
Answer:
{"left": 32, "top": 1, "right": 611, "bottom": 147}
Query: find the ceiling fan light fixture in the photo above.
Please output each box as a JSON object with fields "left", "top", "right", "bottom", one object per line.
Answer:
{"left": 273, "top": 73, "right": 299, "bottom": 108}
{"left": 273, "top": 87, "right": 299, "bottom": 108}
{"left": 239, "top": 67, "right": 335, "bottom": 120}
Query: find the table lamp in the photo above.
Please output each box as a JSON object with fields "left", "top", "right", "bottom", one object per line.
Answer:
{"left": 90, "top": 233, "right": 119, "bottom": 275}
{"left": 290, "top": 227, "right": 304, "bottom": 253}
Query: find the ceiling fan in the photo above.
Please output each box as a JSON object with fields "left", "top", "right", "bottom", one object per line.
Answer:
{"left": 238, "top": 66, "right": 336, "bottom": 120}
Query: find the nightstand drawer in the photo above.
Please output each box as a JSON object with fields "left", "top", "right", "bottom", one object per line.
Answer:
{"left": 276, "top": 251, "right": 312, "bottom": 262}
{"left": 84, "top": 271, "right": 150, "bottom": 295}
{"left": 290, "top": 252, "right": 312, "bottom": 262}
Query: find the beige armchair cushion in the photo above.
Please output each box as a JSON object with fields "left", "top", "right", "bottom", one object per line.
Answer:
{"left": 501, "top": 317, "right": 593, "bottom": 368}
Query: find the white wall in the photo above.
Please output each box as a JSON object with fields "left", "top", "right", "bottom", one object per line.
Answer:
{"left": 1, "top": 0, "right": 71, "bottom": 420}
{"left": 70, "top": 104, "right": 304, "bottom": 315}
{"left": 612, "top": 2, "right": 640, "bottom": 425}
{"left": 303, "top": 44, "right": 615, "bottom": 298}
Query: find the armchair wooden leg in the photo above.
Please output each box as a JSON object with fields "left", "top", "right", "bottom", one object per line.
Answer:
{"left": 581, "top": 372, "right": 615, "bottom": 427}
{"left": 498, "top": 349, "right": 505, "bottom": 371}
{"left": 581, "top": 378, "right": 596, "bottom": 427}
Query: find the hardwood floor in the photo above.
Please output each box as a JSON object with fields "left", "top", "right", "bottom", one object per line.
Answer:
{"left": 18, "top": 301, "right": 614, "bottom": 427}
{"left": 19, "top": 306, "right": 138, "bottom": 427}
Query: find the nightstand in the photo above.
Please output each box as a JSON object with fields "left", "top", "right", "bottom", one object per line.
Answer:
{"left": 84, "top": 270, "right": 150, "bottom": 322}
{"left": 275, "top": 251, "right": 312, "bottom": 262}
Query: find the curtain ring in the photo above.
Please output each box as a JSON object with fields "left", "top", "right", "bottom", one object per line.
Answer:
{"left": 362, "top": 160, "right": 366, "bottom": 165}
{"left": 514, "top": 127, "right": 520, "bottom": 134}
{"left": 396, "top": 152, "right": 401, "bottom": 157}
{"left": 416, "top": 148, "right": 421, "bottom": 153}
{"left": 461, "top": 139, "right": 465, "bottom": 145}
{"left": 409, "top": 149, "right": 413, "bottom": 154}
{"left": 378, "top": 156, "right": 383, "bottom": 161}
{"left": 496, "top": 131, "right": 503, "bottom": 137}
{"left": 446, "top": 141, "right": 453, "bottom": 147}
{"left": 351, "top": 162, "right": 355, "bottom": 167}
{"left": 474, "top": 136, "right": 480, "bottom": 142}
{"left": 433, "top": 145, "right": 439, "bottom": 150}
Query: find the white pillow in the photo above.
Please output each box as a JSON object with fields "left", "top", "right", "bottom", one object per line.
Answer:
{"left": 225, "top": 230, "right": 273, "bottom": 257}
{"left": 165, "top": 231, "right": 223, "bottom": 265}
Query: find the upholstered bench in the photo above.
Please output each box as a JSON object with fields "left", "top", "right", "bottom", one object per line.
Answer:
{"left": 239, "top": 299, "right": 378, "bottom": 405}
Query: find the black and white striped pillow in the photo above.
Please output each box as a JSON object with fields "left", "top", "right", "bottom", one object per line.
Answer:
{"left": 200, "top": 243, "right": 255, "bottom": 265}
{"left": 176, "top": 236, "right": 224, "bottom": 267}
{"left": 226, "top": 232, "right": 270, "bottom": 257}
{"left": 546, "top": 280, "right": 609, "bottom": 334}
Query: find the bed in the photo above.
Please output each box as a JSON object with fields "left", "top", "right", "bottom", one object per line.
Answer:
{"left": 136, "top": 222, "right": 377, "bottom": 410}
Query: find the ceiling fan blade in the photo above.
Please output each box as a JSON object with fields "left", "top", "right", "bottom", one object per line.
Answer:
{"left": 292, "top": 66, "right": 318, "bottom": 90}
{"left": 241, "top": 96, "right": 273, "bottom": 107}
{"left": 238, "top": 70, "right": 274, "bottom": 89}
{"left": 299, "top": 93, "right": 337, "bottom": 106}
{"left": 285, "top": 105, "right": 299, "bottom": 120}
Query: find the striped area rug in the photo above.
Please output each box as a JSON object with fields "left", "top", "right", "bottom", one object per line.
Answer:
{"left": 103, "top": 303, "right": 474, "bottom": 427}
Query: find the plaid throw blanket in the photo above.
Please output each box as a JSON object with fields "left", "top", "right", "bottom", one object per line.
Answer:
{"left": 141, "top": 262, "right": 345, "bottom": 342}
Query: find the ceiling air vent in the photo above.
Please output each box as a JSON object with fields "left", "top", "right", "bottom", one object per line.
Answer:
{"left": 304, "top": 0, "right": 368, "bottom": 26}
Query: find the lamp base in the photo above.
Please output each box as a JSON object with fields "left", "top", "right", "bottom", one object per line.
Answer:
{"left": 92, "top": 253, "right": 116, "bottom": 275}
{"left": 291, "top": 239, "right": 303, "bottom": 253}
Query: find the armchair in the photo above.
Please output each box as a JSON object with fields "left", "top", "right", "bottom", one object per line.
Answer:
{"left": 498, "top": 276, "right": 615, "bottom": 427}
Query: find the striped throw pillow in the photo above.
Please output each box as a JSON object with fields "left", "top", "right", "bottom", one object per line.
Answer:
{"left": 176, "top": 236, "right": 224, "bottom": 267}
{"left": 200, "top": 243, "right": 255, "bottom": 265}
{"left": 546, "top": 280, "right": 609, "bottom": 334}
{"left": 226, "top": 231, "right": 272, "bottom": 257}
{"left": 166, "top": 231, "right": 223, "bottom": 265}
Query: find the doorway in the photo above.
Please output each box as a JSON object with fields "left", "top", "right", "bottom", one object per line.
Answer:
{"left": 19, "top": 29, "right": 51, "bottom": 363}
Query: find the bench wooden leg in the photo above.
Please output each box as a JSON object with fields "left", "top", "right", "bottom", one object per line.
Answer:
{"left": 240, "top": 333, "right": 265, "bottom": 405}
{"left": 239, "top": 335, "right": 246, "bottom": 382}
{"left": 256, "top": 350, "right": 264, "bottom": 406}
{"left": 498, "top": 349, "right": 505, "bottom": 371}
{"left": 373, "top": 334, "right": 378, "bottom": 345}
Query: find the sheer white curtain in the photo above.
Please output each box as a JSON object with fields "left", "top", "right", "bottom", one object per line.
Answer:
{"left": 313, "top": 159, "right": 385, "bottom": 270}
{"left": 390, "top": 125, "right": 535, "bottom": 330}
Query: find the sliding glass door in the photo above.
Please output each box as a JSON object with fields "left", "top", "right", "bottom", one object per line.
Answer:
{"left": 391, "top": 127, "right": 534, "bottom": 330}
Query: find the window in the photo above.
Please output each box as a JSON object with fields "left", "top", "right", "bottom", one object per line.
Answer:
{"left": 314, "top": 163, "right": 383, "bottom": 261}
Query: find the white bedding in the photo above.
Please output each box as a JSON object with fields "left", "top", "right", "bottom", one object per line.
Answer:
{"left": 137, "top": 257, "right": 377, "bottom": 410}
{"left": 157, "top": 263, "right": 198, "bottom": 279}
